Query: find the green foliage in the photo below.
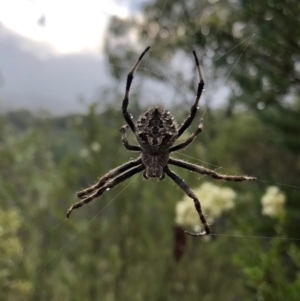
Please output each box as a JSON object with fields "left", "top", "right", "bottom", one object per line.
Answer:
{"left": 0, "top": 209, "right": 33, "bottom": 300}
{"left": 0, "top": 106, "right": 239, "bottom": 300}
{"left": 1, "top": 96, "right": 299, "bottom": 300}
{"left": 234, "top": 222, "right": 300, "bottom": 301}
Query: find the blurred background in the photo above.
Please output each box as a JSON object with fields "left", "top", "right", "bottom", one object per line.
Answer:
{"left": 0, "top": 0, "right": 300, "bottom": 300}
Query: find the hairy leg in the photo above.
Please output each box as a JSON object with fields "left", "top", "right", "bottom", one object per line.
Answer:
{"left": 168, "top": 158, "right": 256, "bottom": 181}
{"left": 122, "top": 46, "right": 150, "bottom": 133}
{"left": 68, "top": 164, "right": 145, "bottom": 218}
{"left": 77, "top": 158, "right": 142, "bottom": 199}
{"left": 168, "top": 158, "right": 256, "bottom": 182}
{"left": 164, "top": 166, "right": 210, "bottom": 236}
{"left": 177, "top": 51, "right": 205, "bottom": 138}
{"left": 169, "top": 118, "right": 203, "bottom": 152}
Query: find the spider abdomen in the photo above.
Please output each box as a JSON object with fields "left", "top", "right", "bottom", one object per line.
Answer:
{"left": 141, "top": 152, "right": 169, "bottom": 179}
{"left": 136, "top": 106, "right": 178, "bottom": 152}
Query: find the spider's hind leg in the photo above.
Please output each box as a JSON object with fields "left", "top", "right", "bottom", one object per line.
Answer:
{"left": 77, "top": 158, "right": 142, "bottom": 199}
{"left": 168, "top": 158, "right": 257, "bottom": 182}
{"left": 164, "top": 166, "right": 210, "bottom": 237}
{"left": 68, "top": 164, "right": 145, "bottom": 218}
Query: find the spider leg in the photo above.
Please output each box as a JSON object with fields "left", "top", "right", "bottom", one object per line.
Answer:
{"left": 122, "top": 46, "right": 151, "bottom": 133}
{"left": 164, "top": 166, "right": 210, "bottom": 236}
{"left": 169, "top": 118, "right": 203, "bottom": 152}
{"left": 177, "top": 51, "right": 205, "bottom": 138}
{"left": 68, "top": 164, "right": 145, "bottom": 218}
{"left": 77, "top": 158, "right": 142, "bottom": 199}
{"left": 168, "top": 158, "right": 257, "bottom": 181}
{"left": 120, "top": 125, "right": 141, "bottom": 151}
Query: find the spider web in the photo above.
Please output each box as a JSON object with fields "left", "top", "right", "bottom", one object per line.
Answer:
{"left": 33, "top": 0, "right": 300, "bottom": 279}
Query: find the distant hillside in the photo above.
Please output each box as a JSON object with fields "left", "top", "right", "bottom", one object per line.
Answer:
{"left": 0, "top": 26, "right": 111, "bottom": 115}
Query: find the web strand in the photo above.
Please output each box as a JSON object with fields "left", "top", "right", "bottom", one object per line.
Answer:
{"left": 32, "top": 174, "right": 139, "bottom": 279}
{"left": 223, "top": 34, "right": 255, "bottom": 84}
{"left": 211, "top": 233, "right": 300, "bottom": 241}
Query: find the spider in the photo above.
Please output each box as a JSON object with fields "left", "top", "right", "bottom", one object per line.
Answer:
{"left": 67, "top": 46, "right": 256, "bottom": 236}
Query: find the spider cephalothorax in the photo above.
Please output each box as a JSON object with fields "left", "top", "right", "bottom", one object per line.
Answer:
{"left": 67, "top": 46, "right": 256, "bottom": 237}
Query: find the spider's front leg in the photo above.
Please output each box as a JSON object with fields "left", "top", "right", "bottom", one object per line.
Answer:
{"left": 165, "top": 166, "right": 210, "bottom": 236}
{"left": 122, "top": 46, "right": 150, "bottom": 133}
{"left": 120, "top": 125, "right": 141, "bottom": 151}
{"left": 177, "top": 50, "right": 205, "bottom": 138}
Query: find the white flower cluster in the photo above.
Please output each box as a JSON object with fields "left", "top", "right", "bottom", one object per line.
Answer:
{"left": 175, "top": 182, "right": 237, "bottom": 227}
{"left": 261, "top": 186, "right": 286, "bottom": 218}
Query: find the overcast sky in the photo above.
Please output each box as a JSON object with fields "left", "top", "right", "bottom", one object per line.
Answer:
{"left": 0, "top": 0, "right": 148, "bottom": 115}
{"left": 0, "top": 0, "right": 140, "bottom": 54}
